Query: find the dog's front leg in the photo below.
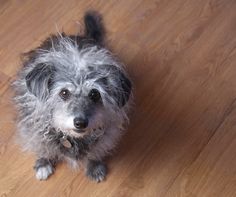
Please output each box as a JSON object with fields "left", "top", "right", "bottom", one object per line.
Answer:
{"left": 34, "top": 158, "right": 57, "bottom": 180}
{"left": 85, "top": 159, "right": 108, "bottom": 182}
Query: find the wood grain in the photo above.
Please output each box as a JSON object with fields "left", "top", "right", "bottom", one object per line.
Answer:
{"left": 1, "top": 0, "right": 236, "bottom": 196}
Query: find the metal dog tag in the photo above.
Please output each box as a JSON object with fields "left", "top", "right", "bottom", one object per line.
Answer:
{"left": 60, "top": 136, "right": 72, "bottom": 148}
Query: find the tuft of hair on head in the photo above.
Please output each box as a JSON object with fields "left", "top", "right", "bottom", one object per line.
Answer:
{"left": 84, "top": 10, "right": 105, "bottom": 44}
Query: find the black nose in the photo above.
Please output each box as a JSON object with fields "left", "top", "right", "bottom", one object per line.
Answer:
{"left": 73, "top": 117, "right": 88, "bottom": 129}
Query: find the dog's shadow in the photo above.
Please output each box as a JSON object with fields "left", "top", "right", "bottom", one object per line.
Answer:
{"left": 109, "top": 46, "right": 195, "bottom": 184}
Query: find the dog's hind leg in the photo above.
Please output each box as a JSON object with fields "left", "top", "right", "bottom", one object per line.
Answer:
{"left": 34, "top": 158, "right": 57, "bottom": 180}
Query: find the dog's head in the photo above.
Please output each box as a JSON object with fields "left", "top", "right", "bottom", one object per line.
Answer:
{"left": 24, "top": 12, "right": 132, "bottom": 137}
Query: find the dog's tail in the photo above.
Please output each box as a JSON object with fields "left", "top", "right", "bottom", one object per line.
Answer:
{"left": 84, "top": 11, "right": 105, "bottom": 43}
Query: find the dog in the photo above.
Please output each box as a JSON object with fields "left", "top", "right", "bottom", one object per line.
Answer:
{"left": 13, "top": 11, "right": 132, "bottom": 182}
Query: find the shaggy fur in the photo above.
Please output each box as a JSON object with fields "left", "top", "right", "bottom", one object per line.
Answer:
{"left": 13, "top": 11, "right": 132, "bottom": 182}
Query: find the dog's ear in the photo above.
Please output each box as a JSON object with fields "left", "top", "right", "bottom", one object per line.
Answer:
{"left": 97, "top": 65, "right": 132, "bottom": 107}
{"left": 84, "top": 11, "right": 105, "bottom": 44}
{"left": 25, "top": 64, "right": 56, "bottom": 100}
{"left": 113, "top": 69, "right": 132, "bottom": 107}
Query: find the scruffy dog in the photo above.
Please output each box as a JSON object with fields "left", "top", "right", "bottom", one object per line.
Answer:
{"left": 13, "top": 11, "right": 132, "bottom": 182}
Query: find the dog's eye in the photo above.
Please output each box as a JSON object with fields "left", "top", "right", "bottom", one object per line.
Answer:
{"left": 59, "top": 89, "right": 71, "bottom": 100}
{"left": 89, "top": 89, "right": 101, "bottom": 102}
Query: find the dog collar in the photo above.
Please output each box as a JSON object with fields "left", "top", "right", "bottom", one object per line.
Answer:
{"left": 60, "top": 135, "right": 72, "bottom": 148}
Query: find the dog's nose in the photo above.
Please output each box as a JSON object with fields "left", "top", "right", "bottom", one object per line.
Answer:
{"left": 73, "top": 117, "right": 88, "bottom": 129}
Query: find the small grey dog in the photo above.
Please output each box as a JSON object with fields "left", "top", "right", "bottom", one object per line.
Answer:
{"left": 13, "top": 11, "right": 132, "bottom": 182}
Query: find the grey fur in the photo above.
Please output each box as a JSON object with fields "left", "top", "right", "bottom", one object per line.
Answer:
{"left": 13, "top": 11, "right": 132, "bottom": 182}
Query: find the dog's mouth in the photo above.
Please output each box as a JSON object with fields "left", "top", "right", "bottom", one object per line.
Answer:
{"left": 73, "top": 126, "right": 104, "bottom": 133}
{"left": 73, "top": 128, "right": 86, "bottom": 133}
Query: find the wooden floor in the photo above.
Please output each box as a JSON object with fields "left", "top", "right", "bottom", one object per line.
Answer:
{"left": 1, "top": 0, "right": 236, "bottom": 196}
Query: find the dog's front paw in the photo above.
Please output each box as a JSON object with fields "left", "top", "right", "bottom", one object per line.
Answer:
{"left": 34, "top": 158, "right": 54, "bottom": 181}
{"left": 35, "top": 165, "right": 53, "bottom": 180}
{"left": 86, "top": 160, "right": 107, "bottom": 182}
